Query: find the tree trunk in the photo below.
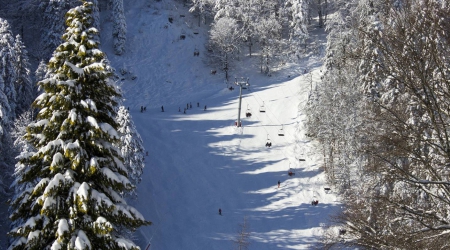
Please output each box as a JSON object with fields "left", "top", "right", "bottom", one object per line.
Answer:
{"left": 318, "top": 0, "right": 323, "bottom": 28}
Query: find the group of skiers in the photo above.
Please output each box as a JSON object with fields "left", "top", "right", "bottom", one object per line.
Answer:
{"left": 144, "top": 103, "right": 207, "bottom": 114}
{"left": 176, "top": 102, "right": 207, "bottom": 114}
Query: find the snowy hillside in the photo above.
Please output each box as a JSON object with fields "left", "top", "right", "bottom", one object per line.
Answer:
{"left": 101, "top": 0, "right": 341, "bottom": 249}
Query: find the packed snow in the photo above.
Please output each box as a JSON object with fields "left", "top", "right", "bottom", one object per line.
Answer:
{"left": 98, "top": 0, "right": 342, "bottom": 249}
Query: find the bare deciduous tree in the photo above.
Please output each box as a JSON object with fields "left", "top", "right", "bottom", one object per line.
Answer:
{"left": 232, "top": 216, "right": 251, "bottom": 250}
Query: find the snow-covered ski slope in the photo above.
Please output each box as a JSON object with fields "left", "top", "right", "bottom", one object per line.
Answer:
{"left": 101, "top": 0, "right": 341, "bottom": 249}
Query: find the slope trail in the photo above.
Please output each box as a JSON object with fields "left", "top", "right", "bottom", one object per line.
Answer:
{"left": 100, "top": 0, "right": 341, "bottom": 249}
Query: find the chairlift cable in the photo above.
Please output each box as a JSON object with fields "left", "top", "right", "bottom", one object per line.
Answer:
{"left": 243, "top": 82, "right": 297, "bottom": 167}
{"left": 251, "top": 85, "right": 302, "bottom": 169}
{"left": 249, "top": 94, "right": 294, "bottom": 169}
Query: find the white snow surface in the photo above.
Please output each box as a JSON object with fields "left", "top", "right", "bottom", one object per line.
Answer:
{"left": 99, "top": 0, "right": 341, "bottom": 249}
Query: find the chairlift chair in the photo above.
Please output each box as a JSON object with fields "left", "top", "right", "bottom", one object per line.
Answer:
{"left": 193, "top": 48, "right": 200, "bottom": 56}
{"left": 180, "top": 29, "right": 186, "bottom": 40}
{"left": 259, "top": 101, "right": 266, "bottom": 113}
{"left": 245, "top": 104, "right": 252, "bottom": 118}
{"left": 265, "top": 134, "right": 272, "bottom": 147}
{"left": 278, "top": 125, "right": 285, "bottom": 136}
{"left": 288, "top": 167, "right": 295, "bottom": 176}
{"left": 311, "top": 191, "right": 319, "bottom": 205}
{"left": 287, "top": 163, "right": 295, "bottom": 176}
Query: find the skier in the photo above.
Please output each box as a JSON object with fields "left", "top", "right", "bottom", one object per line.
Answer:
{"left": 146, "top": 151, "right": 149, "bottom": 156}
{"left": 204, "top": 105, "right": 207, "bottom": 111}
{"left": 190, "top": 102, "right": 192, "bottom": 109}
{"left": 184, "top": 108, "right": 186, "bottom": 114}
{"left": 187, "top": 103, "right": 189, "bottom": 109}
{"left": 161, "top": 106, "right": 164, "bottom": 112}
{"left": 144, "top": 106, "right": 146, "bottom": 111}
{"left": 179, "top": 107, "right": 181, "bottom": 112}
{"left": 219, "top": 208, "right": 222, "bottom": 215}
{"left": 278, "top": 180, "right": 280, "bottom": 188}
{"left": 197, "top": 102, "right": 199, "bottom": 107}
{"left": 141, "top": 106, "right": 143, "bottom": 112}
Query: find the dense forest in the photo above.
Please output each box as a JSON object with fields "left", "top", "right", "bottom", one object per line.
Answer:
{"left": 308, "top": 0, "right": 450, "bottom": 248}
{"left": 0, "top": 0, "right": 450, "bottom": 249}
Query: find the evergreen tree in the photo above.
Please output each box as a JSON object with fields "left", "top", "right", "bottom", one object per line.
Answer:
{"left": 35, "top": 60, "right": 49, "bottom": 84}
{"left": 112, "top": 0, "right": 127, "bottom": 55}
{"left": 10, "top": 110, "right": 36, "bottom": 223}
{"left": 0, "top": 76, "right": 12, "bottom": 173}
{"left": 116, "top": 106, "right": 145, "bottom": 197}
{"left": 0, "top": 77, "right": 10, "bottom": 139}
{"left": 9, "top": 1, "right": 150, "bottom": 249}
{"left": 0, "top": 18, "right": 17, "bottom": 119}
{"left": 40, "top": 0, "right": 71, "bottom": 60}
{"left": 13, "top": 34, "right": 34, "bottom": 115}
{"left": 91, "top": 0, "right": 101, "bottom": 34}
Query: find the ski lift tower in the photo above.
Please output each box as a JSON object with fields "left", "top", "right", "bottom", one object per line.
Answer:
{"left": 235, "top": 77, "right": 250, "bottom": 127}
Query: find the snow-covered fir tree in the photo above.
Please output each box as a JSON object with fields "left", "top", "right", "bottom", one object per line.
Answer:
{"left": 0, "top": 77, "right": 10, "bottom": 139}
{"left": 91, "top": 0, "right": 101, "bottom": 34}
{"left": 10, "top": 110, "right": 36, "bottom": 223}
{"left": 112, "top": 0, "right": 127, "bottom": 55}
{"left": 8, "top": 1, "right": 150, "bottom": 249}
{"left": 0, "top": 18, "right": 17, "bottom": 119}
{"left": 13, "top": 34, "right": 34, "bottom": 115}
{"left": 0, "top": 76, "right": 12, "bottom": 173}
{"left": 40, "top": 0, "right": 71, "bottom": 60}
{"left": 116, "top": 106, "right": 145, "bottom": 197}
{"left": 35, "top": 60, "right": 49, "bottom": 84}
